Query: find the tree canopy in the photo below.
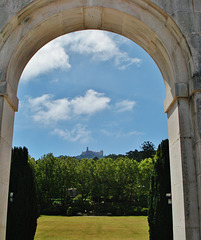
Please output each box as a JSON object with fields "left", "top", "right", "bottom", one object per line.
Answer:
{"left": 28, "top": 154, "right": 154, "bottom": 216}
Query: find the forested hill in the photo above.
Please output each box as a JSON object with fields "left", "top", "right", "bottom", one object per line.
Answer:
{"left": 61, "top": 141, "right": 156, "bottom": 161}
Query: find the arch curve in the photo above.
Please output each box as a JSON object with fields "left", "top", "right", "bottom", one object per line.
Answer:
{"left": 0, "top": 0, "right": 193, "bottom": 107}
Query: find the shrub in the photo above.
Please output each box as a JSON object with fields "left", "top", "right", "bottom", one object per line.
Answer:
{"left": 42, "top": 205, "right": 67, "bottom": 216}
{"left": 141, "top": 208, "right": 148, "bottom": 216}
{"left": 67, "top": 207, "right": 73, "bottom": 216}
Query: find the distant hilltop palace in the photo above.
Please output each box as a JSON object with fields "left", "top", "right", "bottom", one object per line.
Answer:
{"left": 76, "top": 147, "right": 103, "bottom": 160}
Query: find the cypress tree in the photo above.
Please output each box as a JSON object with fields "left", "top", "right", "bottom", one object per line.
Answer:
{"left": 148, "top": 139, "right": 173, "bottom": 240}
{"left": 6, "top": 147, "right": 38, "bottom": 240}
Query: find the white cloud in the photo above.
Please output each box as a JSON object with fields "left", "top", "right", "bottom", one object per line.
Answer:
{"left": 21, "top": 30, "right": 142, "bottom": 82}
{"left": 65, "top": 31, "right": 119, "bottom": 61}
{"left": 27, "top": 90, "right": 136, "bottom": 125}
{"left": 125, "top": 130, "right": 143, "bottom": 136}
{"left": 115, "top": 54, "right": 142, "bottom": 70}
{"left": 101, "top": 128, "right": 143, "bottom": 138}
{"left": 71, "top": 89, "right": 110, "bottom": 115}
{"left": 61, "top": 31, "right": 142, "bottom": 69}
{"left": 21, "top": 41, "right": 71, "bottom": 82}
{"left": 115, "top": 99, "right": 136, "bottom": 112}
{"left": 28, "top": 94, "right": 71, "bottom": 124}
{"left": 100, "top": 129, "right": 114, "bottom": 136}
{"left": 52, "top": 124, "right": 91, "bottom": 143}
{"left": 27, "top": 89, "right": 111, "bottom": 124}
{"left": 115, "top": 130, "right": 144, "bottom": 139}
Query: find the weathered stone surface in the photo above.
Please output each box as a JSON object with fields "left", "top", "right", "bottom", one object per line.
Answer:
{"left": 0, "top": 0, "right": 34, "bottom": 30}
{"left": 186, "top": 33, "right": 201, "bottom": 73}
{"left": 172, "top": 11, "right": 200, "bottom": 34}
{"left": 167, "top": 97, "right": 200, "bottom": 239}
{"left": 0, "top": 128, "right": 12, "bottom": 240}
{"left": 0, "top": 181, "right": 10, "bottom": 240}
{"left": 190, "top": 73, "right": 201, "bottom": 94}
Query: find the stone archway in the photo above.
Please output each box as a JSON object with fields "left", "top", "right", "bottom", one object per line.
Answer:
{"left": 0, "top": 1, "right": 200, "bottom": 239}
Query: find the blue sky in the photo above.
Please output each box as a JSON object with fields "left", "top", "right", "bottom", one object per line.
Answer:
{"left": 12, "top": 30, "right": 168, "bottom": 159}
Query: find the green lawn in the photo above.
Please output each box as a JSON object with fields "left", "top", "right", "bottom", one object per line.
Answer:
{"left": 34, "top": 215, "right": 149, "bottom": 240}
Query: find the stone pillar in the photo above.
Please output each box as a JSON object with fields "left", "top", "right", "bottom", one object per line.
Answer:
{"left": 190, "top": 73, "right": 201, "bottom": 237}
{"left": 165, "top": 83, "right": 200, "bottom": 239}
{"left": 0, "top": 82, "right": 18, "bottom": 240}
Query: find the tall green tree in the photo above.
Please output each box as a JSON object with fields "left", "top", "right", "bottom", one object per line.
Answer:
{"left": 113, "top": 157, "right": 138, "bottom": 202}
{"left": 76, "top": 158, "right": 95, "bottom": 212}
{"left": 138, "top": 158, "right": 154, "bottom": 207}
{"left": 140, "top": 141, "right": 156, "bottom": 160}
{"left": 126, "top": 150, "right": 140, "bottom": 162}
{"left": 35, "top": 153, "right": 58, "bottom": 209}
{"left": 54, "top": 156, "right": 78, "bottom": 205}
{"left": 126, "top": 141, "right": 156, "bottom": 162}
{"left": 148, "top": 139, "right": 173, "bottom": 240}
{"left": 26, "top": 152, "right": 156, "bottom": 216}
{"left": 6, "top": 147, "right": 38, "bottom": 240}
{"left": 94, "top": 158, "right": 115, "bottom": 202}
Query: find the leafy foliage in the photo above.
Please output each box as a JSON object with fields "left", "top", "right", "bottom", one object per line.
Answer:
{"left": 30, "top": 154, "right": 154, "bottom": 216}
{"left": 126, "top": 141, "right": 156, "bottom": 162}
{"left": 140, "top": 141, "right": 156, "bottom": 160}
{"left": 138, "top": 158, "right": 154, "bottom": 207}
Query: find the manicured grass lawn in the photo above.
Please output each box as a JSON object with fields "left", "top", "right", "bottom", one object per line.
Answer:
{"left": 34, "top": 215, "right": 148, "bottom": 240}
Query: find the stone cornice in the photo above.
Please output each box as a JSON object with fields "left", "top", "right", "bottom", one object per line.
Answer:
{"left": 164, "top": 83, "right": 189, "bottom": 113}
{"left": 0, "top": 82, "right": 18, "bottom": 111}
